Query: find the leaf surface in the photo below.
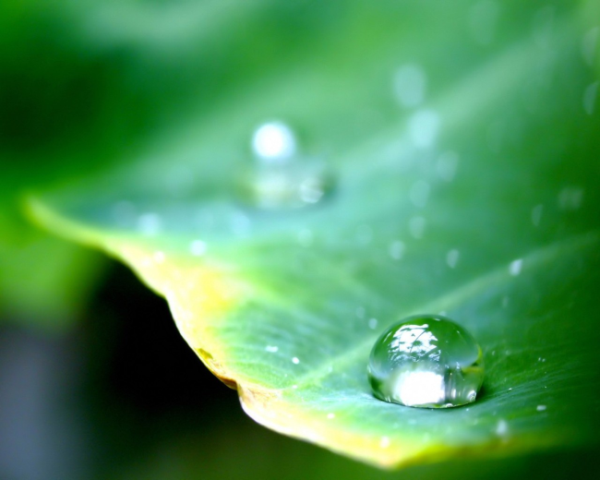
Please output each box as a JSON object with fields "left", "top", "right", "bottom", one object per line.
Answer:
{"left": 26, "top": 0, "right": 600, "bottom": 468}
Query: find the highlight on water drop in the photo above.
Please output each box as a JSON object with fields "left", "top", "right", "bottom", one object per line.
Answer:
{"left": 368, "top": 314, "right": 484, "bottom": 408}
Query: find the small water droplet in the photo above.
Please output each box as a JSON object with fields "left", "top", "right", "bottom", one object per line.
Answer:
{"left": 532, "top": 6, "right": 555, "bottom": 49}
{"left": 368, "top": 314, "right": 484, "bottom": 408}
{"left": 389, "top": 240, "right": 406, "bottom": 260}
{"left": 292, "top": 357, "right": 300, "bottom": 364}
{"left": 356, "top": 224, "right": 373, "bottom": 245}
{"left": 536, "top": 404, "right": 547, "bottom": 411}
{"left": 446, "top": 249, "right": 460, "bottom": 269}
{"left": 243, "top": 121, "right": 332, "bottom": 209}
{"left": 531, "top": 204, "right": 544, "bottom": 227}
{"left": 581, "top": 27, "right": 599, "bottom": 66}
{"left": 190, "top": 239, "right": 207, "bottom": 256}
{"left": 558, "top": 186, "right": 584, "bottom": 211}
{"left": 265, "top": 345, "right": 279, "bottom": 353}
{"left": 368, "top": 318, "right": 379, "bottom": 330}
{"left": 509, "top": 259, "right": 523, "bottom": 276}
{"left": 436, "top": 152, "right": 459, "bottom": 181}
{"left": 409, "top": 216, "right": 427, "bottom": 239}
{"left": 583, "top": 81, "right": 598, "bottom": 115}
{"left": 496, "top": 419, "right": 508, "bottom": 436}
{"left": 408, "top": 109, "right": 440, "bottom": 149}
{"left": 297, "top": 228, "right": 314, "bottom": 247}
{"left": 393, "top": 64, "right": 427, "bottom": 108}
{"left": 409, "top": 181, "right": 431, "bottom": 208}
{"left": 468, "top": 0, "right": 500, "bottom": 46}
{"left": 137, "top": 213, "right": 162, "bottom": 236}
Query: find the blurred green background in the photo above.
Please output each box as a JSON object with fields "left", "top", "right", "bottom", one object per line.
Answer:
{"left": 1, "top": 0, "right": 599, "bottom": 478}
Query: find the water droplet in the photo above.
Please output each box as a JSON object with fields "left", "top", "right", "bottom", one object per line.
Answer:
{"left": 243, "top": 121, "right": 332, "bottom": 209}
{"left": 409, "top": 216, "right": 426, "bottom": 239}
{"left": 393, "top": 64, "right": 427, "bottom": 108}
{"left": 389, "top": 240, "right": 405, "bottom": 260}
{"left": 408, "top": 109, "right": 440, "bottom": 149}
{"left": 581, "top": 27, "right": 599, "bottom": 66}
{"left": 509, "top": 259, "right": 523, "bottom": 276}
{"left": 536, "top": 404, "right": 547, "bottom": 412}
{"left": 558, "top": 186, "right": 584, "bottom": 211}
{"left": 468, "top": 0, "right": 500, "bottom": 46}
{"left": 436, "top": 152, "right": 459, "bottom": 181}
{"left": 190, "top": 239, "right": 207, "bottom": 256}
{"left": 409, "top": 181, "right": 430, "bottom": 208}
{"left": 137, "top": 213, "right": 162, "bottom": 236}
{"left": 368, "top": 315, "right": 484, "bottom": 408}
{"left": 531, "top": 204, "right": 544, "bottom": 227}
{"left": 297, "top": 228, "right": 314, "bottom": 247}
{"left": 265, "top": 345, "right": 279, "bottom": 353}
{"left": 583, "top": 81, "right": 598, "bottom": 115}
{"left": 292, "top": 357, "right": 300, "bottom": 364}
{"left": 496, "top": 419, "right": 508, "bottom": 436}
{"left": 368, "top": 318, "right": 379, "bottom": 330}
{"left": 446, "top": 249, "right": 460, "bottom": 269}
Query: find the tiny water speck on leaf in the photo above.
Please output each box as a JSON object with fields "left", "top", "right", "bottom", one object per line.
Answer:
{"left": 368, "top": 314, "right": 484, "bottom": 408}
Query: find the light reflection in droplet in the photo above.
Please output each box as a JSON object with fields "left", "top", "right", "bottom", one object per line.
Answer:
{"left": 252, "top": 121, "right": 297, "bottom": 163}
{"left": 408, "top": 109, "right": 440, "bottom": 149}
{"left": 393, "top": 64, "right": 427, "bottom": 108}
{"left": 536, "top": 404, "right": 547, "bottom": 411}
{"left": 265, "top": 345, "right": 279, "bottom": 353}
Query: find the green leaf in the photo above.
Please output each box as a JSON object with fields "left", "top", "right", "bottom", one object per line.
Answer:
{"left": 21, "top": 0, "right": 600, "bottom": 468}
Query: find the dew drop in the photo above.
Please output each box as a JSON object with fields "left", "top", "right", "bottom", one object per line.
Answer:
{"left": 536, "top": 404, "right": 547, "bottom": 412}
{"left": 137, "top": 212, "right": 162, "bottom": 236}
{"left": 368, "top": 315, "right": 484, "bottom": 408}
{"left": 393, "top": 64, "right": 427, "bottom": 108}
{"left": 368, "top": 318, "right": 379, "bottom": 330}
{"left": 436, "top": 152, "right": 459, "bottom": 181}
{"left": 468, "top": 0, "right": 500, "bottom": 46}
{"left": 408, "top": 109, "right": 440, "bottom": 149}
{"left": 583, "top": 81, "right": 598, "bottom": 116}
{"left": 509, "top": 259, "right": 523, "bottom": 276}
{"left": 243, "top": 121, "right": 333, "bottom": 209}
{"left": 531, "top": 204, "right": 544, "bottom": 227}
{"left": 389, "top": 240, "right": 405, "bottom": 260}
{"left": 409, "top": 216, "right": 427, "bottom": 239}
{"left": 409, "top": 180, "right": 430, "bottom": 208}
{"left": 291, "top": 357, "right": 300, "bottom": 365}
{"left": 446, "top": 249, "right": 460, "bottom": 269}
{"left": 190, "top": 239, "right": 207, "bottom": 256}
{"left": 265, "top": 345, "right": 279, "bottom": 353}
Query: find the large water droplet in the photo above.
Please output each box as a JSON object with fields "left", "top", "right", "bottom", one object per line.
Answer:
{"left": 368, "top": 314, "right": 484, "bottom": 408}
{"left": 242, "top": 121, "right": 333, "bottom": 209}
